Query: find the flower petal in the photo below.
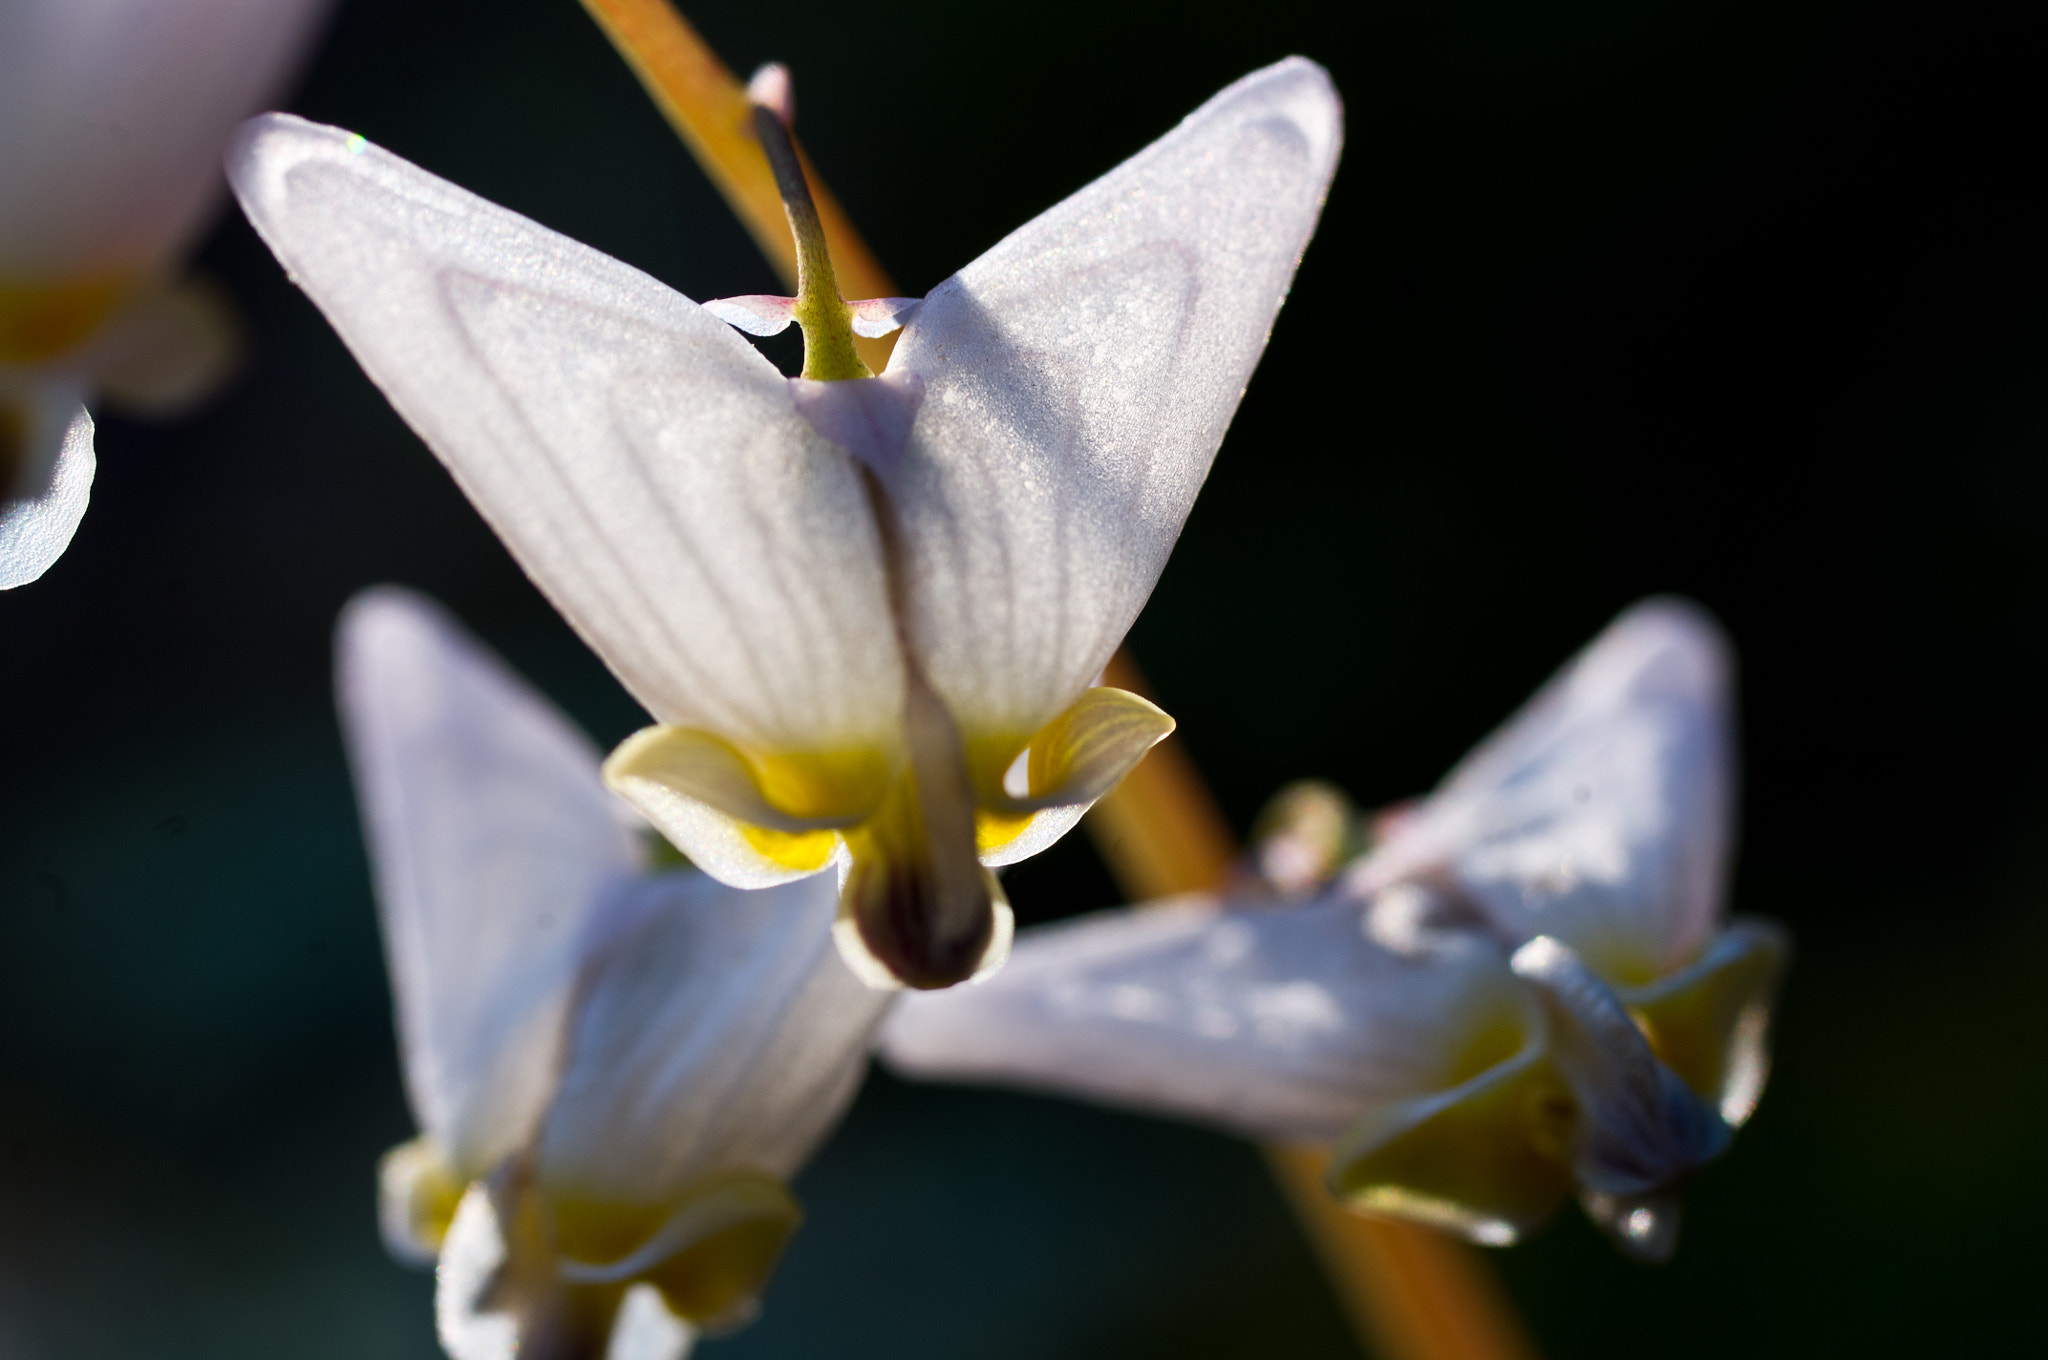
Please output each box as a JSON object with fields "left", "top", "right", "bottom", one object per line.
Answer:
{"left": 0, "top": 0, "right": 331, "bottom": 280}
{"left": 607, "top": 1285, "right": 698, "bottom": 1360}
{"left": 0, "top": 386, "right": 91, "bottom": 589}
{"left": 1009, "top": 685, "right": 1175, "bottom": 812}
{"left": 70, "top": 274, "right": 242, "bottom": 414}
{"left": 785, "top": 371, "right": 925, "bottom": 482}
{"left": 336, "top": 587, "right": 640, "bottom": 1174}
{"left": 884, "top": 58, "right": 1342, "bottom": 741}
{"left": 230, "top": 115, "right": 904, "bottom": 757}
{"left": 1619, "top": 916, "right": 1790, "bottom": 1127}
{"left": 376, "top": 1134, "right": 467, "bottom": 1267}
{"left": 1509, "top": 936, "right": 1730, "bottom": 1196}
{"left": 846, "top": 297, "right": 922, "bottom": 338}
{"left": 1350, "top": 598, "right": 1736, "bottom": 980}
{"left": 701, "top": 294, "right": 796, "bottom": 336}
{"left": 880, "top": 888, "right": 1526, "bottom": 1144}
{"left": 537, "top": 870, "right": 890, "bottom": 1202}
{"left": 1326, "top": 1041, "right": 1575, "bottom": 1246}
{"left": 603, "top": 724, "right": 867, "bottom": 886}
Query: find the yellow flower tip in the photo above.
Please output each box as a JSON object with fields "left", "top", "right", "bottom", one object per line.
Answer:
{"left": 0, "top": 273, "right": 137, "bottom": 364}
{"left": 1620, "top": 917, "right": 1790, "bottom": 1126}
{"left": 377, "top": 1135, "right": 468, "bottom": 1266}
{"left": 1327, "top": 1042, "right": 1577, "bottom": 1246}
{"left": 553, "top": 1172, "right": 803, "bottom": 1331}
{"left": 605, "top": 725, "right": 884, "bottom": 825}
{"left": 967, "top": 686, "right": 1176, "bottom": 814}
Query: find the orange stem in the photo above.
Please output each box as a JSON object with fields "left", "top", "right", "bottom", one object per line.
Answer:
{"left": 575, "top": 0, "right": 897, "bottom": 371}
{"left": 574, "top": 5, "right": 1539, "bottom": 1355}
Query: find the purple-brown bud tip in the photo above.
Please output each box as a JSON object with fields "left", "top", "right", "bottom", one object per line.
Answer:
{"left": 747, "top": 63, "right": 795, "bottom": 126}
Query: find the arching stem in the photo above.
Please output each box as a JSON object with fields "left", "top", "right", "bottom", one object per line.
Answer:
{"left": 748, "top": 81, "right": 869, "bottom": 382}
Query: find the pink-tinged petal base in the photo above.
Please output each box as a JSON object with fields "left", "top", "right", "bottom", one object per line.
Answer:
{"left": 786, "top": 372, "right": 925, "bottom": 483}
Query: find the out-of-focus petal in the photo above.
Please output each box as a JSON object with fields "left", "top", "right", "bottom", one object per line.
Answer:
{"left": 1620, "top": 916, "right": 1790, "bottom": 1127}
{"left": 73, "top": 275, "right": 242, "bottom": 414}
{"left": 880, "top": 890, "right": 1524, "bottom": 1144}
{"left": 336, "top": 587, "right": 640, "bottom": 1174}
{"left": 1350, "top": 598, "right": 1735, "bottom": 980}
{"left": 1509, "top": 936, "right": 1729, "bottom": 1197}
{"left": 377, "top": 1135, "right": 466, "bottom": 1267}
{"left": 0, "top": 0, "right": 331, "bottom": 279}
{"left": 1326, "top": 1039, "right": 1574, "bottom": 1246}
{"left": 608, "top": 1285, "right": 697, "bottom": 1360}
{"left": 0, "top": 390, "right": 91, "bottom": 589}
{"left": 885, "top": 58, "right": 1343, "bottom": 743}
{"left": 537, "top": 870, "right": 889, "bottom": 1199}
{"left": 231, "top": 115, "right": 904, "bottom": 758}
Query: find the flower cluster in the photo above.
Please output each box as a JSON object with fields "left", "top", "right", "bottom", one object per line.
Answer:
{"left": 3, "top": 14, "right": 1797, "bottom": 1353}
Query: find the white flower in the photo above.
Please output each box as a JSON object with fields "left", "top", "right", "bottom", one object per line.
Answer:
{"left": 0, "top": 0, "right": 331, "bottom": 588}
{"left": 338, "top": 587, "right": 889, "bottom": 1360}
{"left": 881, "top": 599, "right": 1790, "bottom": 1260}
{"left": 229, "top": 58, "right": 1343, "bottom": 988}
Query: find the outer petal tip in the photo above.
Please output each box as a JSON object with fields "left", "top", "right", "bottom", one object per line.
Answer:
{"left": 702, "top": 295, "right": 797, "bottom": 337}
{"left": 0, "top": 398, "right": 93, "bottom": 589}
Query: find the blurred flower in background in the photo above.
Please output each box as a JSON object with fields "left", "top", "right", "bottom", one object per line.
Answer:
{"left": 0, "top": 0, "right": 331, "bottom": 588}
{"left": 885, "top": 599, "right": 1788, "bottom": 1261}
{"left": 226, "top": 58, "right": 1341, "bottom": 991}
{"left": 339, "top": 589, "right": 888, "bottom": 1360}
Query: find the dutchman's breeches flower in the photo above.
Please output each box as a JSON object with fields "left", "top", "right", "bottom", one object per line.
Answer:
{"left": 230, "top": 57, "right": 1343, "bottom": 987}
{"left": 0, "top": 0, "right": 330, "bottom": 588}
{"left": 340, "top": 588, "right": 889, "bottom": 1359}
{"left": 883, "top": 600, "right": 1791, "bottom": 1260}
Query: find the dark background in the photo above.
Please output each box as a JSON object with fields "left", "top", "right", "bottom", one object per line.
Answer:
{"left": 4, "top": 0, "right": 2045, "bottom": 1355}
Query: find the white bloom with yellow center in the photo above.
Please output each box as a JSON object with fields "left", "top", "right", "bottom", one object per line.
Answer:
{"left": 0, "top": 0, "right": 331, "bottom": 587}
{"left": 231, "top": 57, "right": 1343, "bottom": 988}
{"left": 340, "top": 587, "right": 888, "bottom": 1359}
{"left": 882, "top": 599, "right": 1790, "bottom": 1260}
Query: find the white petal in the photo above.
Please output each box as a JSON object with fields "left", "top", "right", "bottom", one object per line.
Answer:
{"left": 0, "top": 0, "right": 331, "bottom": 278}
{"left": 880, "top": 889, "right": 1525, "bottom": 1144}
{"left": 0, "top": 388, "right": 92, "bottom": 589}
{"left": 435, "top": 1184, "right": 523, "bottom": 1360}
{"left": 336, "top": 587, "right": 640, "bottom": 1174}
{"left": 701, "top": 295, "right": 795, "bottom": 336}
{"left": 1349, "top": 598, "right": 1735, "bottom": 978}
{"left": 845, "top": 297, "right": 922, "bottom": 338}
{"left": 606, "top": 1285, "right": 697, "bottom": 1360}
{"left": 230, "top": 115, "right": 904, "bottom": 755}
{"left": 537, "top": 870, "right": 890, "bottom": 1201}
{"left": 885, "top": 58, "right": 1342, "bottom": 739}
{"left": 786, "top": 372, "right": 924, "bottom": 481}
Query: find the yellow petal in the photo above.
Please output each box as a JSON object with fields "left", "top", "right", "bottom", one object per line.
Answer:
{"left": 0, "top": 272, "right": 134, "bottom": 363}
{"left": 376, "top": 1135, "right": 467, "bottom": 1266}
{"left": 967, "top": 687, "right": 1176, "bottom": 863}
{"left": 1621, "top": 917, "right": 1790, "bottom": 1127}
{"left": 1326, "top": 1043, "right": 1576, "bottom": 1246}
{"left": 605, "top": 724, "right": 891, "bottom": 880}
{"left": 553, "top": 1171, "right": 802, "bottom": 1330}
